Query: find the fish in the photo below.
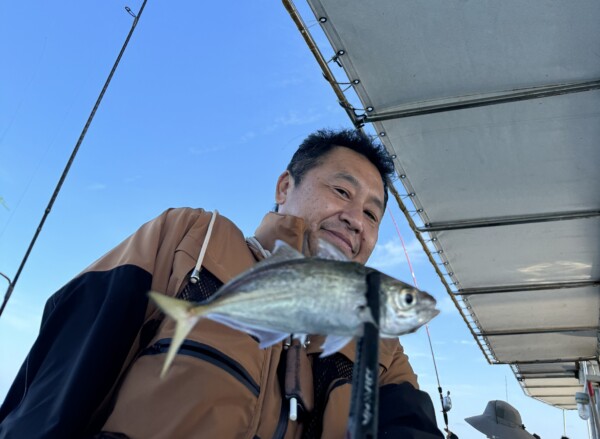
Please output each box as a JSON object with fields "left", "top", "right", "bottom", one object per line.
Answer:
{"left": 149, "top": 239, "right": 439, "bottom": 377}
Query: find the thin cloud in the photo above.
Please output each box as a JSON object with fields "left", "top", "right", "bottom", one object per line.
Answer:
{"left": 265, "top": 110, "right": 323, "bottom": 133}
{"left": 124, "top": 175, "right": 142, "bottom": 183}
{"left": 406, "top": 351, "right": 432, "bottom": 359}
{"left": 455, "top": 339, "right": 477, "bottom": 346}
{"left": 2, "top": 312, "right": 40, "bottom": 333}
{"left": 437, "top": 296, "right": 460, "bottom": 315}
{"left": 0, "top": 165, "right": 12, "bottom": 184}
{"left": 0, "top": 298, "right": 41, "bottom": 334}
{"left": 86, "top": 183, "right": 107, "bottom": 191}
{"left": 240, "top": 131, "right": 256, "bottom": 143}
{"left": 439, "top": 383, "right": 479, "bottom": 397}
{"left": 368, "top": 238, "right": 425, "bottom": 270}
{"left": 275, "top": 111, "right": 321, "bottom": 126}
{"left": 188, "top": 145, "right": 226, "bottom": 156}
{"left": 272, "top": 77, "right": 304, "bottom": 88}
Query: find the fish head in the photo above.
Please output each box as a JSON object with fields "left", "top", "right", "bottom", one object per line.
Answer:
{"left": 379, "top": 276, "right": 440, "bottom": 336}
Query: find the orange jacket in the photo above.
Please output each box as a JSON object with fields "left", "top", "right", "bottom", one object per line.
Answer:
{"left": 100, "top": 208, "right": 419, "bottom": 438}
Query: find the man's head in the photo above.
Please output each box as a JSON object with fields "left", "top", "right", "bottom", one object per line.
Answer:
{"left": 285, "top": 129, "right": 394, "bottom": 208}
{"left": 275, "top": 129, "right": 395, "bottom": 264}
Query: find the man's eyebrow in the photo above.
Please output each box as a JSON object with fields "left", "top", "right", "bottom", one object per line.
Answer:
{"left": 334, "top": 172, "right": 360, "bottom": 188}
{"left": 333, "top": 172, "right": 384, "bottom": 213}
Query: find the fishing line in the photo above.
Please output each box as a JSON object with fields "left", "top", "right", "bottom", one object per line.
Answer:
{"left": 0, "top": 38, "right": 48, "bottom": 149}
{"left": 0, "top": 81, "right": 88, "bottom": 243}
{"left": 0, "top": 0, "right": 149, "bottom": 318}
{"left": 388, "top": 208, "right": 453, "bottom": 436}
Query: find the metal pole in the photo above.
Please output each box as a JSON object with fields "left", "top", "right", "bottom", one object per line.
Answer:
{"left": 592, "top": 387, "right": 600, "bottom": 439}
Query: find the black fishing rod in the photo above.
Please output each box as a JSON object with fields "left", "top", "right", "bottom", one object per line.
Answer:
{"left": 346, "top": 271, "right": 381, "bottom": 438}
{"left": 0, "top": 0, "right": 149, "bottom": 318}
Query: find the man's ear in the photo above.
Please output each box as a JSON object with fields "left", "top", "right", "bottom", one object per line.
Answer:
{"left": 275, "top": 171, "right": 292, "bottom": 205}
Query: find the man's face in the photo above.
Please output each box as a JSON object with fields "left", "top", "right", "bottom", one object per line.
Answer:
{"left": 276, "top": 146, "right": 385, "bottom": 264}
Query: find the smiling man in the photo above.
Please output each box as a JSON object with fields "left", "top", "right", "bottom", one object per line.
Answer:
{"left": 0, "top": 129, "right": 444, "bottom": 439}
{"left": 276, "top": 146, "right": 384, "bottom": 264}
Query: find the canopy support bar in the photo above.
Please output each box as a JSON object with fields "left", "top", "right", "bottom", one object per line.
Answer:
{"left": 363, "top": 79, "right": 600, "bottom": 122}
{"left": 457, "top": 280, "right": 599, "bottom": 295}
{"left": 417, "top": 210, "right": 600, "bottom": 232}
{"left": 478, "top": 326, "right": 597, "bottom": 336}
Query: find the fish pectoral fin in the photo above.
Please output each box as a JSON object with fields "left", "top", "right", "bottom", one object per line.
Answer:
{"left": 358, "top": 305, "right": 377, "bottom": 327}
{"left": 293, "top": 333, "right": 309, "bottom": 345}
{"left": 256, "top": 240, "right": 304, "bottom": 267}
{"left": 319, "top": 335, "right": 353, "bottom": 357}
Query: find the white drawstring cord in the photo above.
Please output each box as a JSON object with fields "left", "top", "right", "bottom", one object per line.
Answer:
{"left": 245, "top": 236, "right": 271, "bottom": 259}
{"left": 190, "top": 210, "right": 219, "bottom": 283}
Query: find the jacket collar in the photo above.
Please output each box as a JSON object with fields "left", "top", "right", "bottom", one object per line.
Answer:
{"left": 253, "top": 212, "right": 307, "bottom": 255}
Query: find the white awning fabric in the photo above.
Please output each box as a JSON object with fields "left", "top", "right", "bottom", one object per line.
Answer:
{"left": 299, "top": 0, "right": 600, "bottom": 409}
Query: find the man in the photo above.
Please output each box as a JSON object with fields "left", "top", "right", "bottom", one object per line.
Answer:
{"left": 0, "top": 129, "right": 443, "bottom": 438}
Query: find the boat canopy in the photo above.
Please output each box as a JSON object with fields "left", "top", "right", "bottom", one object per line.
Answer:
{"left": 291, "top": 0, "right": 600, "bottom": 409}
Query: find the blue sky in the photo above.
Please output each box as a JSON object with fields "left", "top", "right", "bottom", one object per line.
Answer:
{"left": 0, "top": 1, "right": 588, "bottom": 437}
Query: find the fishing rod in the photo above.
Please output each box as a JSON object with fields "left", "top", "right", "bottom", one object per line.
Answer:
{"left": 0, "top": 1, "right": 148, "bottom": 318}
{"left": 346, "top": 271, "right": 381, "bottom": 439}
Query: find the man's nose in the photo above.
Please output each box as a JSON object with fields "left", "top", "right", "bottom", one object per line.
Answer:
{"left": 340, "top": 207, "right": 364, "bottom": 233}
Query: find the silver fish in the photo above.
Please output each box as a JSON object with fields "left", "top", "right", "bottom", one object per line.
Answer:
{"left": 150, "top": 239, "right": 439, "bottom": 377}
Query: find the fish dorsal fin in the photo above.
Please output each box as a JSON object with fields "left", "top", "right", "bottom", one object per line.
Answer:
{"left": 257, "top": 240, "right": 304, "bottom": 267}
{"left": 316, "top": 238, "right": 349, "bottom": 261}
{"left": 213, "top": 240, "right": 304, "bottom": 300}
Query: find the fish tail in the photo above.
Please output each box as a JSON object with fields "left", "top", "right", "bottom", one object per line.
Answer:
{"left": 148, "top": 291, "right": 210, "bottom": 378}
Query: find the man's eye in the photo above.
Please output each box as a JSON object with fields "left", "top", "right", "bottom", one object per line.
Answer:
{"left": 365, "top": 210, "right": 378, "bottom": 222}
{"left": 336, "top": 188, "right": 350, "bottom": 198}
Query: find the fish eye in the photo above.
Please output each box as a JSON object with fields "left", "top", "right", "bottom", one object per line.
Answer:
{"left": 404, "top": 292, "right": 414, "bottom": 306}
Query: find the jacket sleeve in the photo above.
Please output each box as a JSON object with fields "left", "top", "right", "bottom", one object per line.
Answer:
{"left": 0, "top": 208, "right": 206, "bottom": 439}
{"left": 378, "top": 383, "right": 445, "bottom": 438}
{"left": 379, "top": 340, "right": 419, "bottom": 389}
{"left": 377, "top": 341, "right": 445, "bottom": 438}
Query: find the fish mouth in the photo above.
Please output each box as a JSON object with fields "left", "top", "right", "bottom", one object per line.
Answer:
{"left": 321, "top": 229, "right": 356, "bottom": 258}
{"left": 397, "top": 308, "right": 440, "bottom": 335}
{"left": 416, "top": 292, "right": 440, "bottom": 322}
{"left": 418, "top": 307, "right": 440, "bottom": 324}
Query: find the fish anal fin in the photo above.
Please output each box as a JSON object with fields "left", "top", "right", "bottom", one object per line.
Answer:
{"left": 209, "top": 314, "right": 290, "bottom": 349}
{"left": 319, "top": 335, "right": 353, "bottom": 357}
{"left": 257, "top": 331, "right": 291, "bottom": 349}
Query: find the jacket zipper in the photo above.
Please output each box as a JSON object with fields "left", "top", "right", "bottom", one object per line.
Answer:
{"left": 272, "top": 396, "right": 289, "bottom": 439}
{"left": 141, "top": 338, "right": 260, "bottom": 397}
